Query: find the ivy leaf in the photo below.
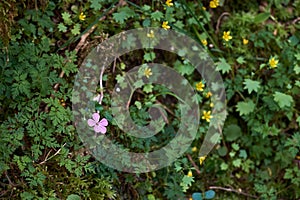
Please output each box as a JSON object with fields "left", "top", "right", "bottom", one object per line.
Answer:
{"left": 113, "top": 7, "right": 135, "bottom": 24}
{"left": 216, "top": 58, "right": 231, "bottom": 74}
{"left": 273, "top": 92, "right": 293, "bottom": 108}
{"left": 243, "top": 79, "right": 260, "bottom": 94}
{"left": 151, "top": 11, "right": 163, "bottom": 21}
{"left": 236, "top": 100, "right": 255, "bottom": 115}
{"left": 62, "top": 12, "right": 72, "bottom": 25}
{"left": 71, "top": 23, "right": 80, "bottom": 35}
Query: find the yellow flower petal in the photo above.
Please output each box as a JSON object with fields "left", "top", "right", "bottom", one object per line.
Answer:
{"left": 199, "top": 156, "right": 206, "bottom": 165}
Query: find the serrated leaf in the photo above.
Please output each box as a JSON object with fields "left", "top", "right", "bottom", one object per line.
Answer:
{"left": 220, "top": 162, "right": 228, "bottom": 170}
{"left": 151, "top": 11, "right": 163, "bottom": 21}
{"left": 71, "top": 23, "right": 81, "bottom": 35}
{"left": 216, "top": 58, "right": 231, "bottom": 74}
{"left": 273, "top": 92, "right": 293, "bottom": 108}
{"left": 144, "top": 52, "right": 156, "bottom": 62}
{"left": 113, "top": 7, "right": 135, "bottom": 24}
{"left": 58, "top": 23, "right": 67, "bottom": 32}
{"left": 254, "top": 12, "right": 270, "bottom": 24}
{"left": 143, "top": 84, "right": 153, "bottom": 93}
{"left": 294, "top": 64, "right": 300, "bottom": 74}
{"left": 243, "top": 79, "right": 260, "bottom": 94}
{"left": 89, "top": 0, "right": 102, "bottom": 10}
{"left": 236, "top": 56, "right": 246, "bottom": 64}
{"left": 62, "top": 12, "right": 72, "bottom": 25}
{"left": 236, "top": 100, "right": 255, "bottom": 115}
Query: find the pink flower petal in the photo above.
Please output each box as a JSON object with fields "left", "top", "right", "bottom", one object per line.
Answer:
{"left": 87, "top": 119, "right": 96, "bottom": 127}
{"left": 94, "top": 125, "right": 107, "bottom": 134}
{"left": 99, "top": 118, "right": 108, "bottom": 126}
{"left": 92, "top": 113, "right": 100, "bottom": 122}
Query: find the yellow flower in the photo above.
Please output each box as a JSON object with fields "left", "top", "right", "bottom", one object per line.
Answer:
{"left": 223, "top": 31, "right": 232, "bottom": 42}
{"left": 201, "top": 39, "right": 208, "bottom": 46}
{"left": 210, "top": 102, "right": 214, "bottom": 108}
{"left": 202, "top": 6, "right": 207, "bottom": 10}
{"left": 192, "top": 147, "right": 197, "bottom": 152}
{"left": 206, "top": 91, "right": 212, "bottom": 98}
{"left": 195, "top": 81, "right": 205, "bottom": 91}
{"left": 202, "top": 110, "right": 212, "bottom": 122}
{"left": 199, "top": 156, "right": 206, "bottom": 165}
{"left": 243, "top": 38, "right": 249, "bottom": 45}
{"left": 209, "top": 0, "right": 219, "bottom": 8}
{"left": 144, "top": 67, "right": 152, "bottom": 78}
{"left": 162, "top": 21, "right": 170, "bottom": 30}
{"left": 187, "top": 170, "right": 193, "bottom": 177}
{"left": 166, "top": 0, "right": 173, "bottom": 7}
{"left": 79, "top": 12, "right": 86, "bottom": 21}
{"left": 269, "top": 57, "right": 279, "bottom": 68}
{"left": 147, "top": 30, "right": 155, "bottom": 38}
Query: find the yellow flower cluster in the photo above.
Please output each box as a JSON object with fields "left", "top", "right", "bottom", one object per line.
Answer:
{"left": 195, "top": 81, "right": 205, "bottom": 91}
{"left": 162, "top": 21, "right": 170, "bottom": 30}
{"left": 144, "top": 67, "right": 152, "bottom": 78}
{"left": 269, "top": 57, "right": 279, "bottom": 68}
{"left": 209, "top": 0, "right": 219, "bottom": 8}
{"left": 79, "top": 12, "right": 86, "bottom": 21}
{"left": 202, "top": 110, "right": 212, "bottom": 122}
{"left": 147, "top": 30, "right": 155, "bottom": 38}
{"left": 166, "top": 0, "right": 173, "bottom": 7}
{"left": 222, "top": 31, "right": 232, "bottom": 42}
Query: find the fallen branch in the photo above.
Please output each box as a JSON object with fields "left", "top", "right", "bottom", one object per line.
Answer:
{"left": 209, "top": 186, "right": 258, "bottom": 198}
{"left": 187, "top": 153, "right": 201, "bottom": 175}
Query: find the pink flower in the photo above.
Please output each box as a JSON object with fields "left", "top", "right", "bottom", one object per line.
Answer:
{"left": 87, "top": 113, "right": 108, "bottom": 134}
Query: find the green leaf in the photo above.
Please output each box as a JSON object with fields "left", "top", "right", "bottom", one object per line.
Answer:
{"left": 113, "top": 7, "right": 135, "bottom": 24}
{"left": 297, "top": 116, "right": 300, "bottom": 127}
{"left": 218, "top": 146, "right": 228, "bottom": 156}
{"left": 151, "top": 11, "right": 163, "bottom": 21}
{"left": 135, "top": 101, "right": 142, "bottom": 109}
{"left": 233, "top": 158, "right": 242, "bottom": 167}
{"left": 144, "top": 52, "right": 156, "bottom": 62}
{"left": 58, "top": 23, "right": 67, "bottom": 32}
{"left": 236, "top": 56, "right": 246, "bottom": 64}
{"left": 236, "top": 100, "right": 255, "bottom": 115}
{"left": 273, "top": 91, "right": 293, "bottom": 108}
{"left": 220, "top": 162, "right": 228, "bottom": 170}
{"left": 89, "top": 0, "right": 102, "bottom": 10}
{"left": 66, "top": 194, "right": 81, "bottom": 200}
{"left": 294, "top": 64, "right": 300, "bottom": 74}
{"left": 71, "top": 23, "right": 81, "bottom": 35}
{"left": 216, "top": 58, "right": 231, "bottom": 74}
{"left": 243, "top": 79, "right": 260, "bottom": 94}
{"left": 224, "top": 124, "right": 242, "bottom": 141}
{"left": 143, "top": 84, "right": 153, "bottom": 93}
{"left": 254, "top": 12, "right": 270, "bottom": 24}
{"left": 62, "top": 12, "right": 72, "bottom": 25}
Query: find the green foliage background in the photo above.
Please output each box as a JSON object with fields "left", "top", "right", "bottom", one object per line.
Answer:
{"left": 1, "top": 0, "right": 300, "bottom": 199}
